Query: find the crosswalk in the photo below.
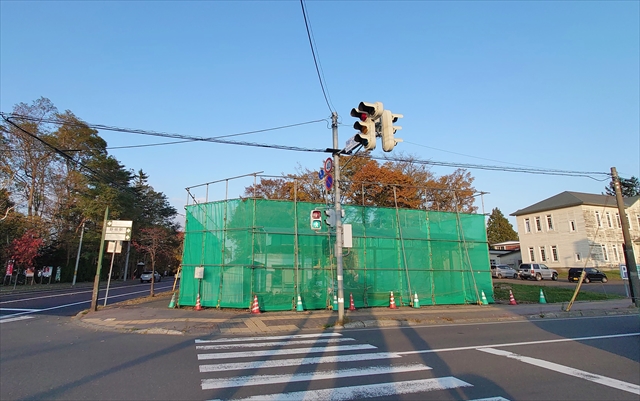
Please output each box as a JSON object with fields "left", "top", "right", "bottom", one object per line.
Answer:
{"left": 194, "top": 332, "right": 510, "bottom": 401}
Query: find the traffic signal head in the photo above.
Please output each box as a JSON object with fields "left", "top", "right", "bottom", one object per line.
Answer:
{"left": 324, "top": 208, "right": 336, "bottom": 227}
{"left": 351, "top": 102, "right": 382, "bottom": 151}
{"left": 310, "top": 209, "right": 322, "bottom": 231}
{"left": 380, "top": 109, "right": 403, "bottom": 152}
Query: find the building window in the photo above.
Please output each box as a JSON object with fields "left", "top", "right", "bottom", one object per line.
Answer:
{"left": 551, "top": 245, "right": 559, "bottom": 262}
{"left": 525, "top": 218, "right": 531, "bottom": 233}
{"left": 569, "top": 220, "right": 576, "bottom": 232}
{"left": 529, "top": 247, "right": 535, "bottom": 262}
{"left": 601, "top": 244, "right": 609, "bottom": 261}
{"left": 540, "top": 247, "right": 547, "bottom": 262}
{"left": 595, "top": 211, "right": 602, "bottom": 227}
{"left": 612, "top": 245, "right": 619, "bottom": 261}
{"left": 535, "top": 216, "right": 542, "bottom": 232}
{"left": 546, "top": 214, "right": 553, "bottom": 230}
{"left": 605, "top": 212, "right": 612, "bottom": 228}
{"left": 575, "top": 253, "right": 581, "bottom": 262}
{"left": 616, "top": 213, "right": 621, "bottom": 229}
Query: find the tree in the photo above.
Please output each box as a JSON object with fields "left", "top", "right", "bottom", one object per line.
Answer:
{"left": 133, "top": 226, "right": 174, "bottom": 296}
{"left": 8, "top": 229, "right": 44, "bottom": 273}
{"left": 486, "top": 208, "right": 518, "bottom": 244}
{"left": 604, "top": 176, "right": 640, "bottom": 197}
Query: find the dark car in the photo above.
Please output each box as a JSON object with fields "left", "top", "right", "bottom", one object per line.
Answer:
{"left": 568, "top": 267, "right": 608, "bottom": 283}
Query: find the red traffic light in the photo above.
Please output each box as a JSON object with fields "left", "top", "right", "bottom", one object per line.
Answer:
{"left": 358, "top": 112, "right": 367, "bottom": 121}
{"left": 311, "top": 210, "right": 322, "bottom": 219}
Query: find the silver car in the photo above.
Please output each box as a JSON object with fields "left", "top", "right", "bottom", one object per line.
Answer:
{"left": 140, "top": 271, "right": 161, "bottom": 283}
{"left": 491, "top": 264, "right": 518, "bottom": 279}
{"left": 518, "top": 263, "right": 558, "bottom": 281}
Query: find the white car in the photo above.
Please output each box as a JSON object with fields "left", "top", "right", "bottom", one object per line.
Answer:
{"left": 140, "top": 271, "right": 161, "bottom": 283}
{"left": 518, "top": 263, "right": 558, "bottom": 281}
{"left": 491, "top": 264, "right": 518, "bottom": 279}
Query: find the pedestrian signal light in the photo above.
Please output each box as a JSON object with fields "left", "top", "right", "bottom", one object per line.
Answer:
{"left": 310, "top": 209, "right": 322, "bottom": 231}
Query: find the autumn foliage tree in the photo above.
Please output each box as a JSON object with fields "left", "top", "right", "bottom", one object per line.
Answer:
{"left": 133, "top": 226, "right": 174, "bottom": 296}
{"left": 243, "top": 154, "right": 478, "bottom": 213}
{"left": 9, "top": 229, "right": 43, "bottom": 273}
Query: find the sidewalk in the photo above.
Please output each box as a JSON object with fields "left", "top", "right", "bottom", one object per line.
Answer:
{"left": 73, "top": 292, "right": 639, "bottom": 336}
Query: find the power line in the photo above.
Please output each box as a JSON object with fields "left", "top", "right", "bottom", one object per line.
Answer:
{"left": 299, "top": 0, "right": 333, "bottom": 113}
{"left": 2, "top": 112, "right": 612, "bottom": 180}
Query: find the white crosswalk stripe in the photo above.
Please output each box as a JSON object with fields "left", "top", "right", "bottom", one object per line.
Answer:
{"left": 195, "top": 333, "right": 509, "bottom": 401}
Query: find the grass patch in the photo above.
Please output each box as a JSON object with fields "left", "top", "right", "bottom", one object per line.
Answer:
{"left": 493, "top": 283, "right": 624, "bottom": 303}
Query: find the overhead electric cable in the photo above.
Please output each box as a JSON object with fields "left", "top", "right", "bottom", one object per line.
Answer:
{"left": 299, "top": 0, "right": 333, "bottom": 112}
{"left": 1, "top": 112, "right": 612, "bottom": 180}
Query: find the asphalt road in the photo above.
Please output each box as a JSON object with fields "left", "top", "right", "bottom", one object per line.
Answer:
{"left": 1, "top": 308, "right": 638, "bottom": 400}
{"left": 0, "top": 279, "right": 175, "bottom": 322}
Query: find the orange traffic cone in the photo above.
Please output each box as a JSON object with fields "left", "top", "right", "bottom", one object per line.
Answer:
{"left": 509, "top": 290, "right": 517, "bottom": 305}
{"left": 251, "top": 294, "right": 261, "bottom": 314}
{"left": 195, "top": 293, "right": 203, "bottom": 311}
{"left": 348, "top": 293, "right": 356, "bottom": 311}
{"left": 389, "top": 291, "right": 398, "bottom": 309}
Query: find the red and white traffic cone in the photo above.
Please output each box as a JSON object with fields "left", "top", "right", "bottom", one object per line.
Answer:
{"left": 389, "top": 291, "right": 398, "bottom": 309}
{"left": 348, "top": 293, "right": 356, "bottom": 311}
{"left": 195, "top": 293, "right": 202, "bottom": 311}
{"left": 509, "top": 290, "right": 517, "bottom": 305}
{"left": 251, "top": 295, "right": 261, "bottom": 314}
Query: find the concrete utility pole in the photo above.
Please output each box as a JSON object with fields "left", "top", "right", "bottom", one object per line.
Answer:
{"left": 332, "top": 112, "right": 345, "bottom": 324}
{"left": 90, "top": 207, "right": 109, "bottom": 312}
{"left": 611, "top": 167, "right": 640, "bottom": 307}
{"left": 72, "top": 220, "right": 85, "bottom": 286}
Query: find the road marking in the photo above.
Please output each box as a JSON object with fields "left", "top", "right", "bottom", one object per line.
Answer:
{"left": 199, "top": 352, "right": 402, "bottom": 373}
{"left": 207, "top": 376, "right": 472, "bottom": 401}
{"left": 197, "top": 344, "right": 377, "bottom": 360}
{"left": 0, "top": 308, "right": 41, "bottom": 312}
{"left": 0, "top": 283, "right": 174, "bottom": 304}
{"left": 196, "top": 337, "right": 354, "bottom": 350}
{"left": 195, "top": 332, "right": 342, "bottom": 343}
{"left": 397, "top": 332, "right": 640, "bottom": 355}
{"left": 0, "top": 316, "right": 34, "bottom": 324}
{"left": 468, "top": 398, "right": 511, "bottom": 401}
{"left": 478, "top": 347, "right": 640, "bottom": 395}
{"left": 201, "top": 364, "right": 432, "bottom": 390}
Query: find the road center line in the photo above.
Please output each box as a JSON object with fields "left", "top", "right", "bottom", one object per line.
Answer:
{"left": 396, "top": 332, "right": 640, "bottom": 355}
{"left": 478, "top": 347, "right": 640, "bottom": 395}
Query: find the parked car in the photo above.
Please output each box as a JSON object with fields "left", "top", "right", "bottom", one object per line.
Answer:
{"left": 518, "top": 263, "right": 558, "bottom": 281}
{"left": 140, "top": 271, "right": 161, "bottom": 283}
{"left": 491, "top": 264, "right": 518, "bottom": 279}
{"left": 568, "top": 267, "right": 608, "bottom": 283}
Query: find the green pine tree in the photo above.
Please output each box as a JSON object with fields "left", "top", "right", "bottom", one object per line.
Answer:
{"left": 486, "top": 207, "right": 518, "bottom": 244}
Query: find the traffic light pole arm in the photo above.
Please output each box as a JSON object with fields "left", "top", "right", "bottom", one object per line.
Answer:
{"left": 332, "top": 112, "right": 345, "bottom": 324}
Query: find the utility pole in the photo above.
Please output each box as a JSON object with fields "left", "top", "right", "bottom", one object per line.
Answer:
{"left": 332, "top": 112, "right": 345, "bottom": 324}
{"left": 90, "top": 207, "right": 109, "bottom": 312}
{"left": 72, "top": 220, "right": 85, "bottom": 286}
{"left": 611, "top": 167, "right": 640, "bottom": 307}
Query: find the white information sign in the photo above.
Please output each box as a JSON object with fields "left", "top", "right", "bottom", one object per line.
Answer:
{"left": 195, "top": 266, "right": 204, "bottom": 279}
{"left": 107, "top": 241, "right": 123, "bottom": 254}
{"left": 105, "top": 220, "right": 133, "bottom": 241}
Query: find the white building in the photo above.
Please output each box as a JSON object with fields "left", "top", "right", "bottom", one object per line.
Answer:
{"left": 511, "top": 191, "right": 640, "bottom": 269}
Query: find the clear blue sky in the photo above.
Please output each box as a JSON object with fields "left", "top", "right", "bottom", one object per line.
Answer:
{"left": 2, "top": 1, "right": 638, "bottom": 227}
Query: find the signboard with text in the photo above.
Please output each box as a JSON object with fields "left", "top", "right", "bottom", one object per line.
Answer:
{"left": 105, "top": 220, "right": 133, "bottom": 241}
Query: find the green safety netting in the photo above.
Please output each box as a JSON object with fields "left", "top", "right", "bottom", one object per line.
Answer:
{"left": 178, "top": 198, "right": 494, "bottom": 311}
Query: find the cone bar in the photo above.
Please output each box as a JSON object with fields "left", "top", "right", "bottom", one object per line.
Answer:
{"left": 251, "top": 294, "right": 261, "bottom": 314}
{"left": 389, "top": 291, "right": 398, "bottom": 309}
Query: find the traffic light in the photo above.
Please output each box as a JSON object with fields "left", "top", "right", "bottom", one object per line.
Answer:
{"left": 324, "top": 208, "right": 336, "bottom": 227}
{"left": 380, "top": 109, "right": 403, "bottom": 152}
{"left": 351, "top": 101, "right": 383, "bottom": 151}
{"left": 310, "top": 209, "right": 322, "bottom": 231}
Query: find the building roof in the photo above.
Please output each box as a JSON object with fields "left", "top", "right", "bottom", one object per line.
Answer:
{"left": 511, "top": 191, "right": 640, "bottom": 216}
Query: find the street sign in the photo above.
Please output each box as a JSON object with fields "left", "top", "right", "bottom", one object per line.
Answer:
{"left": 325, "top": 173, "right": 333, "bottom": 191}
{"left": 324, "top": 158, "right": 333, "bottom": 173}
{"left": 105, "top": 220, "right": 133, "bottom": 241}
{"left": 318, "top": 169, "right": 325, "bottom": 180}
{"left": 107, "top": 241, "right": 123, "bottom": 254}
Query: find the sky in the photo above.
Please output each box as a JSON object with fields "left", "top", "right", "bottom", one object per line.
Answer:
{"left": 1, "top": 1, "right": 638, "bottom": 228}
